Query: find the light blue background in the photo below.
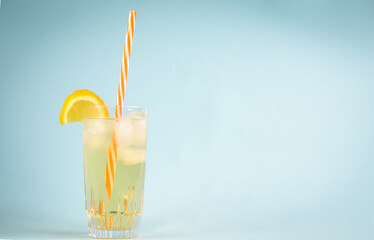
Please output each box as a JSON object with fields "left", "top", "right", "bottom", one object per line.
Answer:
{"left": 0, "top": 0, "right": 373, "bottom": 239}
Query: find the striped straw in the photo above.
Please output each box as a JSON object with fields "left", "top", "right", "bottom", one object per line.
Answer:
{"left": 105, "top": 10, "right": 137, "bottom": 200}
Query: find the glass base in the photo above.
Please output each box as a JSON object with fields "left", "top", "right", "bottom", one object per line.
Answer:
{"left": 88, "top": 216, "right": 141, "bottom": 239}
{"left": 88, "top": 228, "right": 138, "bottom": 239}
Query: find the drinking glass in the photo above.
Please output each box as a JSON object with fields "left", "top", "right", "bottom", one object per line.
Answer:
{"left": 82, "top": 106, "right": 148, "bottom": 238}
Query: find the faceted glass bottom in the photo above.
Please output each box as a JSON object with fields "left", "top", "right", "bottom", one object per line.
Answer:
{"left": 88, "top": 216, "right": 141, "bottom": 239}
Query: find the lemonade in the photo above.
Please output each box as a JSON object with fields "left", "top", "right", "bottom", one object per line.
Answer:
{"left": 82, "top": 108, "right": 148, "bottom": 237}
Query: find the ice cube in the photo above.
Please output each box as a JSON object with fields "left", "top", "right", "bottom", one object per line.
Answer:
{"left": 83, "top": 119, "right": 109, "bottom": 135}
{"left": 128, "top": 112, "right": 148, "bottom": 147}
{"left": 128, "top": 111, "right": 145, "bottom": 120}
{"left": 115, "top": 118, "right": 135, "bottom": 146}
{"left": 83, "top": 119, "right": 112, "bottom": 149}
{"left": 119, "top": 148, "right": 146, "bottom": 165}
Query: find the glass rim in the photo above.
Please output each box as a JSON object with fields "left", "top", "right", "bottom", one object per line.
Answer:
{"left": 85, "top": 105, "right": 148, "bottom": 109}
{"left": 83, "top": 105, "right": 148, "bottom": 120}
{"left": 85, "top": 105, "right": 148, "bottom": 111}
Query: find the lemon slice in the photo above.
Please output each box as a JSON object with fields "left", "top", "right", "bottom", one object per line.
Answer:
{"left": 59, "top": 89, "right": 109, "bottom": 124}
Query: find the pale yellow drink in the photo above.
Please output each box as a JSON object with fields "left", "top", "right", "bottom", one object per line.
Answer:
{"left": 82, "top": 108, "right": 148, "bottom": 238}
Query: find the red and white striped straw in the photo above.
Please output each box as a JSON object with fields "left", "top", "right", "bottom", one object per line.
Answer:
{"left": 105, "top": 10, "right": 137, "bottom": 200}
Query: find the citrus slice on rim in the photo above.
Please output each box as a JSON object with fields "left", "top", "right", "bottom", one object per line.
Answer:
{"left": 59, "top": 89, "right": 109, "bottom": 124}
